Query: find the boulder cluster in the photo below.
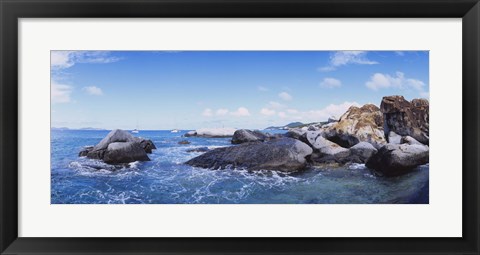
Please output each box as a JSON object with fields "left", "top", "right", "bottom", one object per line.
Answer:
{"left": 79, "top": 129, "right": 156, "bottom": 164}
{"left": 186, "top": 95, "right": 429, "bottom": 176}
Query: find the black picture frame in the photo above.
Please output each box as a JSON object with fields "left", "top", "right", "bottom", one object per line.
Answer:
{"left": 1, "top": 0, "right": 479, "bottom": 254}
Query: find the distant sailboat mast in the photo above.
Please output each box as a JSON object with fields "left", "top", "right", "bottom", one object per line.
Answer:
{"left": 132, "top": 120, "right": 139, "bottom": 133}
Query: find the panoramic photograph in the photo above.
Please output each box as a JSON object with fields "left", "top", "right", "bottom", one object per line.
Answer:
{"left": 51, "top": 50, "right": 429, "bottom": 204}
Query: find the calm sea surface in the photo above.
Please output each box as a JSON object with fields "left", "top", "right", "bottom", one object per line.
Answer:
{"left": 51, "top": 130, "right": 429, "bottom": 204}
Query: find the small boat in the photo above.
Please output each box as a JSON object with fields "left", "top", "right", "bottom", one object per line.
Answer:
{"left": 171, "top": 129, "right": 180, "bottom": 133}
{"left": 132, "top": 129, "right": 139, "bottom": 134}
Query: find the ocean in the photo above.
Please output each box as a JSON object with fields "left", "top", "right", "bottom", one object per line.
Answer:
{"left": 51, "top": 130, "right": 429, "bottom": 204}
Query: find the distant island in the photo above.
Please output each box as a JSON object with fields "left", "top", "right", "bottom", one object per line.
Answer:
{"left": 51, "top": 127, "right": 107, "bottom": 131}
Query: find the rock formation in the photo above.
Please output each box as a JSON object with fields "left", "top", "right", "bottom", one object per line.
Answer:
{"left": 381, "top": 96, "right": 429, "bottom": 145}
{"left": 186, "top": 138, "right": 313, "bottom": 172}
{"left": 323, "top": 104, "right": 386, "bottom": 148}
{"left": 79, "top": 129, "right": 156, "bottom": 164}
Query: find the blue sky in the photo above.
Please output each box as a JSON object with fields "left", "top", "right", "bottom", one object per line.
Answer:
{"left": 51, "top": 51, "right": 429, "bottom": 130}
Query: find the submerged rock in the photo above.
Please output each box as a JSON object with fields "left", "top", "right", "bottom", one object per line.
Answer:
{"left": 79, "top": 146, "right": 94, "bottom": 157}
{"left": 323, "top": 104, "right": 386, "bottom": 148}
{"left": 366, "top": 143, "right": 429, "bottom": 176}
{"left": 381, "top": 96, "right": 429, "bottom": 145}
{"left": 231, "top": 129, "right": 269, "bottom": 144}
{"left": 184, "top": 130, "right": 197, "bottom": 137}
{"left": 186, "top": 147, "right": 210, "bottom": 153}
{"left": 79, "top": 129, "right": 155, "bottom": 164}
{"left": 185, "top": 138, "right": 313, "bottom": 172}
{"left": 178, "top": 140, "right": 191, "bottom": 145}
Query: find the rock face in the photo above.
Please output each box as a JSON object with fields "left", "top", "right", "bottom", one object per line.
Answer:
{"left": 231, "top": 129, "right": 270, "bottom": 144}
{"left": 366, "top": 143, "right": 429, "bottom": 176}
{"left": 78, "top": 129, "right": 155, "bottom": 164}
{"left": 349, "top": 142, "right": 378, "bottom": 163}
{"left": 184, "top": 128, "right": 237, "bottom": 138}
{"left": 381, "top": 96, "right": 429, "bottom": 145}
{"left": 323, "top": 104, "right": 386, "bottom": 148}
{"left": 186, "top": 138, "right": 313, "bottom": 172}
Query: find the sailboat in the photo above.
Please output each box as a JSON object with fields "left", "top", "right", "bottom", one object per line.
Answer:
{"left": 132, "top": 121, "right": 139, "bottom": 134}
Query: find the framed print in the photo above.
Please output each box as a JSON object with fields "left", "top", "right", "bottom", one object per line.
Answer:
{"left": 1, "top": 0, "right": 479, "bottom": 254}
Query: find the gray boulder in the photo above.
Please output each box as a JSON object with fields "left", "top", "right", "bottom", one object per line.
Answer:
{"left": 79, "top": 129, "right": 156, "bottom": 164}
{"left": 185, "top": 138, "right": 313, "bottom": 172}
{"left": 285, "top": 128, "right": 305, "bottom": 140}
{"left": 401, "top": 136, "right": 423, "bottom": 145}
{"left": 93, "top": 129, "right": 136, "bottom": 151}
{"left": 231, "top": 129, "right": 269, "bottom": 144}
{"left": 349, "top": 142, "right": 377, "bottom": 163}
{"left": 366, "top": 143, "right": 429, "bottom": 176}
{"left": 103, "top": 142, "right": 150, "bottom": 164}
{"left": 388, "top": 131, "right": 402, "bottom": 144}
{"left": 309, "top": 136, "right": 351, "bottom": 164}
{"left": 300, "top": 130, "right": 324, "bottom": 147}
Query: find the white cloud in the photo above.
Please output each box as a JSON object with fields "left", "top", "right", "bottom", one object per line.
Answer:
{"left": 320, "top": 51, "right": 378, "bottom": 72}
{"left": 365, "top": 71, "right": 428, "bottom": 97}
{"left": 320, "top": 78, "right": 342, "bottom": 88}
{"left": 268, "top": 101, "right": 286, "bottom": 109}
{"left": 216, "top": 108, "right": 229, "bottom": 116}
{"left": 264, "top": 101, "right": 360, "bottom": 123}
{"left": 260, "top": 108, "right": 276, "bottom": 116}
{"left": 51, "top": 81, "right": 73, "bottom": 104}
{"left": 82, "top": 86, "right": 103, "bottom": 96}
{"left": 51, "top": 51, "right": 121, "bottom": 70}
{"left": 202, "top": 108, "right": 213, "bottom": 117}
{"left": 278, "top": 92, "right": 292, "bottom": 101}
{"left": 302, "top": 101, "right": 361, "bottom": 122}
{"left": 257, "top": 86, "right": 269, "bottom": 92}
{"left": 230, "top": 107, "right": 251, "bottom": 117}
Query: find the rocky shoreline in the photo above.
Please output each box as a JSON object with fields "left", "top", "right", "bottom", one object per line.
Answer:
{"left": 78, "top": 95, "right": 428, "bottom": 178}
{"left": 186, "top": 95, "right": 429, "bottom": 177}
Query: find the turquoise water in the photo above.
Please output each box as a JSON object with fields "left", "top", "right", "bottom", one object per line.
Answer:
{"left": 51, "top": 130, "right": 429, "bottom": 204}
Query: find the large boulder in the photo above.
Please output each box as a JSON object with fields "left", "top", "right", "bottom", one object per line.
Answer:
{"left": 79, "top": 129, "right": 155, "bottom": 164}
{"left": 93, "top": 129, "right": 136, "bottom": 151}
{"left": 185, "top": 138, "right": 313, "bottom": 172}
{"left": 366, "top": 143, "right": 429, "bottom": 176}
{"left": 323, "top": 104, "right": 386, "bottom": 148}
{"left": 349, "top": 142, "right": 377, "bottom": 163}
{"left": 184, "top": 128, "right": 237, "bottom": 138}
{"left": 231, "top": 129, "right": 269, "bottom": 144}
{"left": 285, "top": 128, "right": 306, "bottom": 140}
{"left": 103, "top": 142, "right": 150, "bottom": 164}
{"left": 309, "top": 136, "right": 351, "bottom": 164}
{"left": 381, "top": 96, "right": 429, "bottom": 145}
